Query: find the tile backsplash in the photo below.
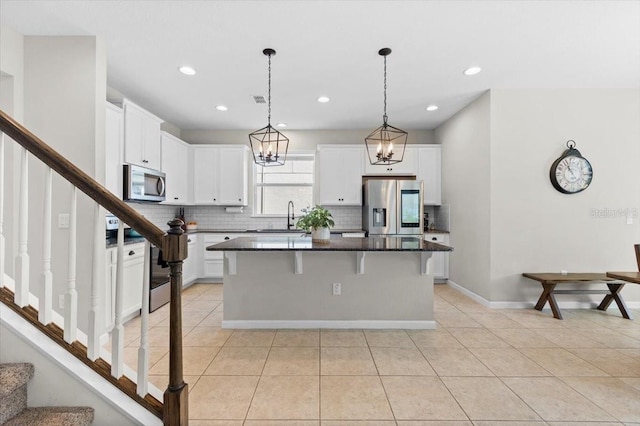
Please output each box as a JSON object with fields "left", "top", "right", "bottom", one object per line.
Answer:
{"left": 128, "top": 203, "right": 363, "bottom": 231}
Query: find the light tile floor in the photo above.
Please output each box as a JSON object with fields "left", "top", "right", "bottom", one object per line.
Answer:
{"left": 115, "top": 283, "right": 640, "bottom": 425}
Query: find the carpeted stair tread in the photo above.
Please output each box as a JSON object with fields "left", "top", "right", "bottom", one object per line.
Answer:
{"left": 3, "top": 406, "right": 94, "bottom": 426}
{"left": 0, "top": 363, "right": 34, "bottom": 399}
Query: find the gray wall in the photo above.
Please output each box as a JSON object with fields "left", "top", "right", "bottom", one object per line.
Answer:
{"left": 437, "top": 89, "right": 640, "bottom": 304}
{"left": 435, "top": 91, "right": 492, "bottom": 300}
{"left": 182, "top": 128, "right": 435, "bottom": 149}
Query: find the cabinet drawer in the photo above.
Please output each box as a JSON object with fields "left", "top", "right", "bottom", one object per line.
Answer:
{"left": 425, "top": 234, "right": 446, "bottom": 243}
{"left": 123, "top": 243, "right": 145, "bottom": 263}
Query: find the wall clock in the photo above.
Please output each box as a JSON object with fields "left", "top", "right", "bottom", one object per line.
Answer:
{"left": 549, "top": 140, "right": 593, "bottom": 194}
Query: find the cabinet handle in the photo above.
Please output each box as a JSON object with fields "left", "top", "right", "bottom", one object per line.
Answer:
{"left": 187, "top": 239, "right": 192, "bottom": 243}
{"left": 224, "top": 237, "right": 230, "bottom": 240}
{"left": 174, "top": 197, "right": 179, "bottom": 200}
{"left": 238, "top": 198, "right": 241, "bottom": 201}
{"left": 213, "top": 198, "right": 217, "bottom": 201}
{"left": 128, "top": 250, "right": 135, "bottom": 255}
{"left": 142, "top": 159, "right": 148, "bottom": 163}
{"left": 432, "top": 237, "right": 437, "bottom": 241}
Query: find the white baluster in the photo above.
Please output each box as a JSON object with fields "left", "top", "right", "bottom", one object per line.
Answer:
{"left": 0, "top": 132, "right": 5, "bottom": 285}
{"left": 137, "top": 241, "right": 151, "bottom": 396}
{"left": 39, "top": 167, "right": 53, "bottom": 324}
{"left": 111, "top": 221, "right": 125, "bottom": 378}
{"left": 14, "top": 146, "right": 29, "bottom": 307}
{"left": 88, "top": 203, "right": 104, "bottom": 361}
{"left": 64, "top": 186, "right": 78, "bottom": 343}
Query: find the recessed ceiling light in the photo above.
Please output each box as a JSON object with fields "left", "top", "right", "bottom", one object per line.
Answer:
{"left": 216, "top": 105, "right": 228, "bottom": 111}
{"left": 463, "top": 66, "right": 482, "bottom": 76}
{"left": 276, "top": 122, "right": 287, "bottom": 128}
{"left": 426, "top": 105, "right": 439, "bottom": 112}
{"left": 178, "top": 66, "right": 196, "bottom": 76}
{"left": 317, "top": 96, "right": 330, "bottom": 103}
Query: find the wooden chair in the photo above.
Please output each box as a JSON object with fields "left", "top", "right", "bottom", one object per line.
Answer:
{"left": 635, "top": 244, "right": 640, "bottom": 271}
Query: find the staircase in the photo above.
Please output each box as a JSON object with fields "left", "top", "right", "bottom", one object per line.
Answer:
{"left": 0, "top": 363, "right": 94, "bottom": 425}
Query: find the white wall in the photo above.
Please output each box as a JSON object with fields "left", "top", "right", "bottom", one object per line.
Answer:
{"left": 490, "top": 89, "right": 640, "bottom": 303}
{"left": 437, "top": 89, "right": 640, "bottom": 304}
{"left": 435, "top": 91, "right": 492, "bottom": 299}
{"left": 22, "top": 36, "right": 107, "bottom": 331}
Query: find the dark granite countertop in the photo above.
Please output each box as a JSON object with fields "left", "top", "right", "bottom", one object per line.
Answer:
{"left": 424, "top": 229, "right": 449, "bottom": 234}
{"left": 106, "top": 237, "right": 146, "bottom": 248}
{"left": 188, "top": 229, "right": 364, "bottom": 235}
{"left": 206, "top": 236, "right": 453, "bottom": 252}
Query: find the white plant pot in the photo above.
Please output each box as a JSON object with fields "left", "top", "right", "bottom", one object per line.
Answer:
{"left": 311, "top": 227, "right": 330, "bottom": 243}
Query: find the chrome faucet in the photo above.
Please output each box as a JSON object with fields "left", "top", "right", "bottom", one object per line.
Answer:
{"left": 287, "top": 200, "right": 295, "bottom": 230}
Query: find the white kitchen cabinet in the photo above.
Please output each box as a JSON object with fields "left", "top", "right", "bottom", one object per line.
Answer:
{"left": 105, "top": 103, "right": 124, "bottom": 199}
{"left": 425, "top": 233, "right": 449, "bottom": 282}
{"left": 183, "top": 234, "right": 199, "bottom": 285}
{"left": 161, "top": 131, "right": 190, "bottom": 204}
{"left": 417, "top": 145, "right": 442, "bottom": 205}
{"left": 363, "top": 145, "right": 418, "bottom": 175}
{"left": 105, "top": 243, "right": 146, "bottom": 327}
{"left": 192, "top": 145, "right": 248, "bottom": 205}
{"left": 202, "top": 233, "right": 245, "bottom": 279}
{"left": 123, "top": 99, "right": 163, "bottom": 170}
{"left": 316, "top": 145, "right": 364, "bottom": 205}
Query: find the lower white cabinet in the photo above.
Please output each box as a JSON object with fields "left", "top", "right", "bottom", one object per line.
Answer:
{"left": 105, "top": 242, "right": 146, "bottom": 328}
{"left": 183, "top": 234, "right": 199, "bottom": 285}
{"left": 202, "top": 234, "right": 230, "bottom": 279}
{"left": 424, "top": 233, "right": 449, "bottom": 281}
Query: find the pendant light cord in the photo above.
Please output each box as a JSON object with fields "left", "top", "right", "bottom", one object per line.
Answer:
{"left": 267, "top": 52, "right": 272, "bottom": 126}
{"left": 383, "top": 54, "right": 388, "bottom": 125}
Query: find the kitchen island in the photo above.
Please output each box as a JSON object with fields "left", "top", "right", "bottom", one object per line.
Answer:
{"left": 206, "top": 236, "right": 453, "bottom": 329}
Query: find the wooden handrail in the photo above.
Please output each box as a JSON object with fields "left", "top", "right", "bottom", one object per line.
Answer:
{"left": 635, "top": 244, "right": 640, "bottom": 271}
{"left": 0, "top": 109, "right": 165, "bottom": 247}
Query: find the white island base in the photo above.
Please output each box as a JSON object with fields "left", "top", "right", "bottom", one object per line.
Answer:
{"left": 221, "top": 250, "right": 436, "bottom": 329}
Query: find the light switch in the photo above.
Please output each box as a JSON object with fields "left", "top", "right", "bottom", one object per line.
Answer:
{"left": 627, "top": 216, "right": 634, "bottom": 225}
{"left": 58, "top": 213, "right": 70, "bottom": 229}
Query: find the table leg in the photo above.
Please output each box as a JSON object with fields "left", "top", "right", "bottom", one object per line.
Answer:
{"left": 598, "top": 283, "right": 632, "bottom": 319}
{"left": 535, "top": 282, "right": 563, "bottom": 319}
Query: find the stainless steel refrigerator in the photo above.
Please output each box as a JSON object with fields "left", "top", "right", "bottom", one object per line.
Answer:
{"left": 363, "top": 179, "right": 424, "bottom": 235}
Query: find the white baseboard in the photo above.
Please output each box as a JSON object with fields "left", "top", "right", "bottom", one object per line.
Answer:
{"left": 222, "top": 319, "right": 437, "bottom": 330}
{"left": 446, "top": 280, "right": 640, "bottom": 309}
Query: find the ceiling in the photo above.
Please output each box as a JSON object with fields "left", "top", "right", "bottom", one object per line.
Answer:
{"left": 1, "top": 1, "right": 639, "bottom": 131}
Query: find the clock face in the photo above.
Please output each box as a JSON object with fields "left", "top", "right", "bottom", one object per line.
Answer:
{"left": 551, "top": 155, "right": 593, "bottom": 194}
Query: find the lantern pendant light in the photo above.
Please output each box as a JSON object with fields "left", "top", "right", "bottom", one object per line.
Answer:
{"left": 249, "top": 48, "right": 289, "bottom": 167}
{"left": 365, "top": 48, "right": 408, "bottom": 165}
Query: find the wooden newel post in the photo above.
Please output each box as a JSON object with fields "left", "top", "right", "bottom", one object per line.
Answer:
{"left": 162, "top": 219, "right": 189, "bottom": 425}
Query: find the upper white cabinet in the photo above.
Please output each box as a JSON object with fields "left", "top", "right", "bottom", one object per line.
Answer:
{"left": 123, "top": 99, "right": 163, "bottom": 170}
{"left": 417, "top": 145, "right": 442, "bottom": 205}
{"left": 161, "top": 131, "right": 190, "bottom": 205}
{"left": 105, "top": 102, "right": 123, "bottom": 199}
{"left": 192, "top": 145, "right": 248, "bottom": 205}
{"left": 317, "top": 145, "right": 364, "bottom": 205}
{"left": 363, "top": 146, "right": 418, "bottom": 175}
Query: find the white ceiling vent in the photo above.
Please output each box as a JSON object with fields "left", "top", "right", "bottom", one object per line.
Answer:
{"left": 252, "top": 95, "right": 266, "bottom": 104}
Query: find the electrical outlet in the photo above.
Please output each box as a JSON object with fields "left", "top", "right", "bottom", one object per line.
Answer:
{"left": 627, "top": 216, "right": 634, "bottom": 225}
{"left": 560, "top": 270, "right": 568, "bottom": 275}
{"left": 58, "top": 213, "right": 70, "bottom": 229}
{"left": 332, "top": 282, "right": 341, "bottom": 296}
{"left": 58, "top": 294, "right": 65, "bottom": 309}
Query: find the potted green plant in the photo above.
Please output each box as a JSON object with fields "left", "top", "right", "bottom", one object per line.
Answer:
{"left": 296, "top": 205, "right": 335, "bottom": 243}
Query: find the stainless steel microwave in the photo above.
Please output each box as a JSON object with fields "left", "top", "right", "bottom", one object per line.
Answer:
{"left": 123, "top": 164, "right": 166, "bottom": 202}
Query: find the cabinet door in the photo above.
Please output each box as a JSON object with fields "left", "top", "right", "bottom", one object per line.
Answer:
{"left": 105, "top": 104, "right": 123, "bottom": 199}
{"left": 183, "top": 235, "right": 198, "bottom": 285}
{"left": 193, "top": 147, "right": 219, "bottom": 204}
{"left": 317, "top": 147, "right": 363, "bottom": 205}
{"left": 218, "top": 147, "right": 248, "bottom": 205}
{"left": 123, "top": 104, "right": 145, "bottom": 167}
{"left": 161, "top": 133, "right": 189, "bottom": 204}
{"left": 340, "top": 147, "right": 365, "bottom": 204}
{"left": 143, "top": 119, "right": 162, "bottom": 170}
{"left": 123, "top": 100, "right": 163, "bottom": 169}
{"left": 417, "top": 146, "right": 442, "bottom": 205}
{"left": 122, "top": 244, "right": 145, "bottom": 318}
{"left": 364, "top": 146, "right": 417, "bottom": 175}
{"left": 425, "top": 233, "right": 448, "bottom": 280}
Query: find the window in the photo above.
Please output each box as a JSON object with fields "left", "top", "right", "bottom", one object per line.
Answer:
{"left": 254, "top": 153, "right": 314, "bottom": 215}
